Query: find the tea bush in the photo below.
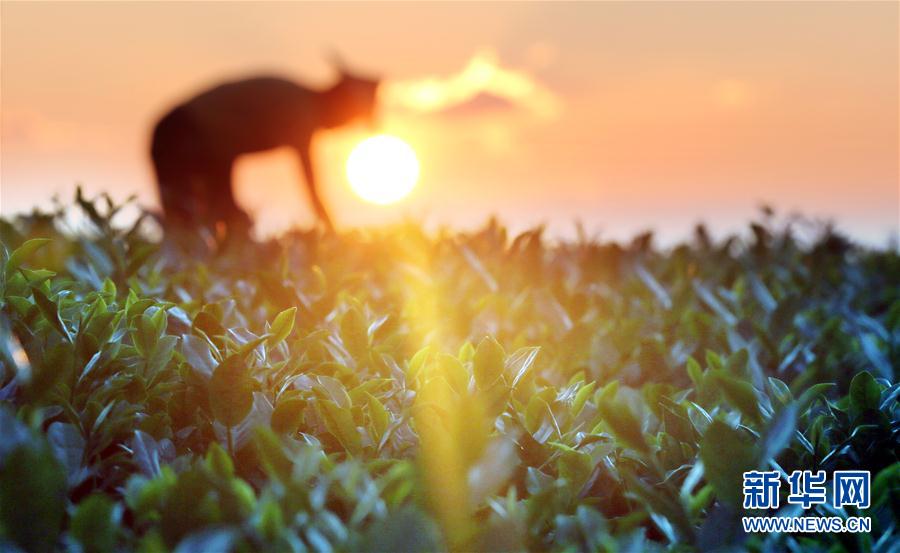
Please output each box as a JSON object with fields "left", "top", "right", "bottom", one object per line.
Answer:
{"left": 0, "top": 194, "right": 897, "bottom": 552}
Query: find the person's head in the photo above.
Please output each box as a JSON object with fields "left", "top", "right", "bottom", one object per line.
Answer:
{"left": 322, "top": 58, "right": 380, "bottom": 128}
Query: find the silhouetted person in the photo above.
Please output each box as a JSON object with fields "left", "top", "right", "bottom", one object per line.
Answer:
{"left": 150, "top": 64, "right": 378, "bottom": 242}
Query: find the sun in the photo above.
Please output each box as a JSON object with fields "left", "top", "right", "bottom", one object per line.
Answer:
{"left": 346, "top": 135, "right": 420, "bottom": 205}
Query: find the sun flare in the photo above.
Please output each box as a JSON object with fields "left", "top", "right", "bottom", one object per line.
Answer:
{"left": 346, "top": 135, "right": 420, "bottom": 205}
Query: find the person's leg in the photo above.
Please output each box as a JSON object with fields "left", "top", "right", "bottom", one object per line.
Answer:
{"left": 204, "top": 159, "right": 252, "bottom": 245}
{"left": 151, "top": 110, "right": 200, "bottom": 236}
{"left": 152, "top": 155, "right": 195, "bottom": 239}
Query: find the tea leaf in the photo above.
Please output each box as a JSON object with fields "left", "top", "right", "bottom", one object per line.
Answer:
{"left": 5, "top": 238, "right": 51, "bottom": 277}
{"left": 849, "top": 370, "right": 881, "bottom": 411}
{"left": 699, "top": 420, "right": 755, "bottom": 507}
{"left": 473, "top": 336, "right": 505, "bottom": 389}
{"left": 209, "top": 355, "right": 254, "bottom": 427}
{"left": 268, "top": 307, "right": 297, "bottom": 347}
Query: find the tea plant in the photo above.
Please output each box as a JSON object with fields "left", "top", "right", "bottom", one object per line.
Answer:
{"left": 0, "top": 194, "right": 897, "bottom": 552}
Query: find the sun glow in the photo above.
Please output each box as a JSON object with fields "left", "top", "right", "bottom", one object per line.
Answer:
{"left": 346, "top": 135, "right": 420, "bottom": 205}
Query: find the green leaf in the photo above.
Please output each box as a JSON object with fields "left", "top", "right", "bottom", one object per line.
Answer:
{"left": 315, "top": 375, "right": 352, "bottom": 409}
{"left": 596, "top": 387, "right": 649, "bottom": 455}
{"left": 204, "top": 443, "right": 234, "bottom": 479}
{"left": 458, "top": 341, "right": 475, "bottom": 364}
{"left": 31, "top": 286, "right": 72, "bottom": 342}
{"left": 699, "top": 420, "right": 756, "bottom": 507}
{"left": 572, "top": 381, "right": 596, "bottom": 418}
{"left": 5, "top": 295, "right": 34, "bottom": 317}
{"left": 5, "top": 238, "right": 51, "bottom": 277}
{"left": 725, "top": 348, "right": 749, "bottom": 376}
{"left": 553, "top": 444, "right": 594, "bottom": 489}
{"left": 767, "top": 377, "right": 792, "bottom": 406}
{"left": 252, "top": 427, "right": 292, "bottom": 481}
{"left": 686, "top": 357, "right": 703, "bottom": 387}
{"left": 159, "top": 469, "right": 222, "bottom": 546}
{"left": 759, "top": 403, "right": 797, "bottom": 464}
{"left": 257, "top": 498, "right": 284, "bottom": 541}
{"left": 693, "top": 282, "right": 737, "bottom": 326}
{"left": 473, "top": 336, "right": 505, "bottom": 389}
{"left": 270, "top": 397, "right": 306, "bottom": 435}
{"left": 407, "top": 346, "right": 432, "bottom": 383}
{"left": 433, "top": 353, "right": 469, "bottom": 396}
{"left": 0, "top": 442, "right": 67, "bottom": 552}
{"left": 849, "top": 370, "right": 881, "bottom": 411}
{"left": 524, "top": 395, "right": 551, "bottom": 436}
{"left": 705, "top": 350, "right": 724, "bottom": 371}
{"left": 688, "top": 484, "right": 715, "bottom": 518}
{"left": 70, "top": 493, "right": 120, "bottom": 553}
{"left": 366, "top": 392, "right": 391, "bottom": 440}
{"left": 209, "top": 356, "right": 254, "bottom": 427}
{"left": 101, "top": 278, "right": 117, "bottom": 299}
{"left": 180, "top": 335, "right": 217, "bottom": 377}
{"left": 192, "top": 310, "right": 225, "bottom": 339}
{"left": 124, "top": 244, "right": 156, "bottom": 278}
{"left": 133, "top": 310, "right": 160, "bottom": 357}
{"left": 796, "top": 382, "right": 835, "bottom": 410}
{"left": 47, "top": 422, "right": 87, "bottom": 487}
{"left": 25, "top": 342, "right": 73, "bottom": 403}
{"left": 859, "top": 334, "right": 892, "bottom": 380}
{"left": 19, "top": 268, "right": 55, "bottom": 286}
{"left": 508, "top": 346, "right": 540, "bottom": 388}
{"left": 267, "top": 307, "right": 297, "bottom": 346}
{"left": 124, "top": 467, "right": 176, "bottom": 519}
{"left": 341, "top": 306, "right": 369, "bottom": 358}
{"left": 147, "top": 335, "right": 177, "bottom": 375}
{"left": 318, "top": 399, "right": 362, "bottom": 454}
{"left": 234, "top": 334, "right": 270, "bottom": 359}
{"left": 150, "top": 305, "right": 168, "bottom": 335}
{"left": 871, "top": 462, "right": 900, "bottom": 508}
{"left": 708, "top": 370, "right": 762, "bottom": 425}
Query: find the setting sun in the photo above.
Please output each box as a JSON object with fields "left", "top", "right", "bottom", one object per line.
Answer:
{"left": 346, "top": 134, "right": 420, "bottom": 205}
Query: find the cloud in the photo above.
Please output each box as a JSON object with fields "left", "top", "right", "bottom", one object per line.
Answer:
{"left": 381, "top": 49, "right": 561, "bottom": 120}
{"left": 434, "top": 91, "right": 517, "bottom": 117}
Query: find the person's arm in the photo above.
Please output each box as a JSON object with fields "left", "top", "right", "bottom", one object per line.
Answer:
{"left": 297, "top": 144, "right": 335, "bottom": 232}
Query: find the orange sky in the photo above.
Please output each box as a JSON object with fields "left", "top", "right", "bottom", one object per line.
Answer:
{"left": 2, "top": 2, "right": 897, "bottom": 243}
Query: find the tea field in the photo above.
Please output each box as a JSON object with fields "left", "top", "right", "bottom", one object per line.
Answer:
{"left": 0, "top": 194, "right": 897, "bottom": 552}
